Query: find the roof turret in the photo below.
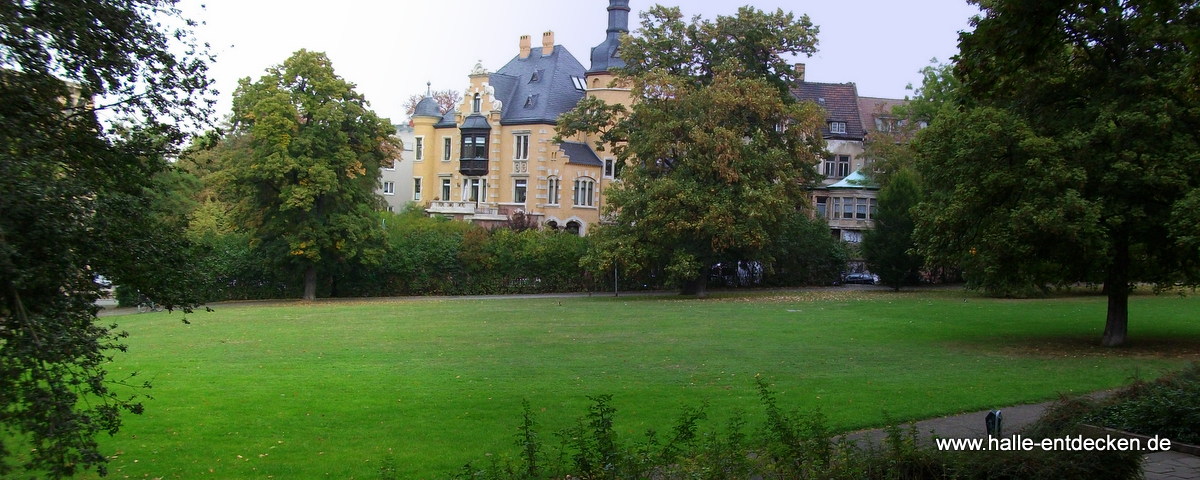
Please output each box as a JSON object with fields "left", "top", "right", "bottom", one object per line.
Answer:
{"left": 588, "top": 0, "right": 630, "bottom": 74}
{"left": 413, "top": 82, "right": 442, "bottom": 118}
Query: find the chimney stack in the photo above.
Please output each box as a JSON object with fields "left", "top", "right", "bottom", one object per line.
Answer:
{"left": 795, "top": 63, "right": 806, "bottom": 82}
{"left": 519, "top": 35, "right": 531, "bottom": 59}
{"left": 542, "top": 31, "right": 555, "bottom": 55}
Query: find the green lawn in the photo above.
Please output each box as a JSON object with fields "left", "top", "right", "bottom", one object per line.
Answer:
{"left": 82, "top": 288, "right": 1200, "bottom": 479}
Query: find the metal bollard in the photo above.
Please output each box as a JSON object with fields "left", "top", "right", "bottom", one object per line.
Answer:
{"left": 985, "top": 410, "right": 1003, "bottom": 438}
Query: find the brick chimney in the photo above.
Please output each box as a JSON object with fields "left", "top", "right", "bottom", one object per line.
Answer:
{"left": 795, "top": 63, "right": 806, "bottom": 82}
{"left": 542, "top": 31, "right": 555, "bottom": 55}
{"left": 519, "top": 35, "right": 531, "bottom": 59}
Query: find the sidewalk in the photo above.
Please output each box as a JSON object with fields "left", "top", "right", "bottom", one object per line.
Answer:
{"left": 840, "top": 394, "right": 1199, "bottom": 480}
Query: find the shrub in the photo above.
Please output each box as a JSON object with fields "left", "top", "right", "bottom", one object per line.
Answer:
{"left": 1083, "top": 362, "right": 1200, "bottom": 444}
{"left": 446, "top": 377, "right": 1146, "bottom": 480}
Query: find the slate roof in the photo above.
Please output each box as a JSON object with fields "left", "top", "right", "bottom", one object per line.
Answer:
{"left": 589, "top": 0, "right": 630, "bottom": 73}
{"left": 491, "top": 46, "right": 587, "bottom": 125}
{"left": 460, "top": 113, "right": 491, "bottom": 130}
{"left": 790, "top": 82, "right": 865, "bottom": 141}
{"left": 558, "top": 141, "right": 603, "bottom": 166}
{"left": 434, "top": 110, "right": 457, "bottom": 128}
{"left": 413, "top": 96, "right": 442, "bottom": 118}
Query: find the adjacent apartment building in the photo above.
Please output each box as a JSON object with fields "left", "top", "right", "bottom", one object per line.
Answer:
{"left": 792, "top": 70, "right": 906, "bottom": 244}
{"left": 377, "top": 124, "right": 417, "bottom": 212}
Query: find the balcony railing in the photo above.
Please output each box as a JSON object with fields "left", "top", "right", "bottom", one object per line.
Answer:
{"left": 427, "top": 200, "right": 499, "bottom": 216}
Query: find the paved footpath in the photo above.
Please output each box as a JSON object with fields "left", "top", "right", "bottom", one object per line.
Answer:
{"left": 840, "top": 395, "right": 1199, "bottom": 480}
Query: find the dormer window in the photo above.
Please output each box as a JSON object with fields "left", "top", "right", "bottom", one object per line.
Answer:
{"left": 524, "top": 94, "right": 539, "bottom": 108}
{"left": 529, "top": 69, "right": 544, "bottom": 83}
{"left": 472, "top": 93, "right": 481, "bottom": 113}
{"left": 829, "top": 121, "right": 847, "bottom": 134}
{"left": 571, "top": 76, "right": 587, "bottom": 91}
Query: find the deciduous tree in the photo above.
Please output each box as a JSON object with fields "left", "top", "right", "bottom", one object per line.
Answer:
{"left": 226, "top": 50, "right": 397, "bottom": 300}
{"left": 0, "top": 0, "right": 213, "bottom": 476}
{"left": 914, "top": 0, "right": 1200, "bottom": 346}
{"left": 563, "top": 6, "right": 826, "bottom": 295}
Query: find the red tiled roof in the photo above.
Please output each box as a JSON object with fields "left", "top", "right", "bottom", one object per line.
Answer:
{"left": 790, "top": 82, "right": 864, "bottom": 140}
{"left": 857, "top": 96, "right": 907, "bottom": 134}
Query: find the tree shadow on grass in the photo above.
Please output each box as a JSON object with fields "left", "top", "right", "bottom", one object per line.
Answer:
{"left": 956, "top": 334, "right": 1200, "bottom": 359}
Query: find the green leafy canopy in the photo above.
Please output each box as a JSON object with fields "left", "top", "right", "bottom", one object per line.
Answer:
{"left": 913, "top": 0, "right": 1200, "bottom": 346}
{"left": 1, "top": 0, "right": 215, "bottom": 476}
{"left": 561, "top": 6, "right": 826, "bottom": 295}
{"left": 225, "top": 50, "right": 398, "bottom": 300}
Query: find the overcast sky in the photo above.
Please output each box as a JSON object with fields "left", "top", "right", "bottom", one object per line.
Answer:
{"left": 177, "top": 0, "right": 980, "bottom": 125}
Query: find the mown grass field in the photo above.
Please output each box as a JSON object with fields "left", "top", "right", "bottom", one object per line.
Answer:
{"left": 80, "top": 288, "right": 1200, "bottom": 479}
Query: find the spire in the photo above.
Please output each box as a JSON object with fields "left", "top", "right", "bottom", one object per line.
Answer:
{"left": 413, "top": 82, "right": 441, "bottom": 118}
{"left": 606, "top": 0, "right": 630, "bottom": 35}
{"left": 589, "top": 0, "right": 630, "bottom": 74}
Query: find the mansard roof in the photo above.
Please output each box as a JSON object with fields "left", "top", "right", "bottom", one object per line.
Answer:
{"left": 491, "top": 46, "right": 587, "bottom": 125}
{"left": 790, "top": 82, "right": 865, "bottom": 141}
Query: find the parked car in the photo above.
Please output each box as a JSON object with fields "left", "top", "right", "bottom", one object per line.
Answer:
{"left": 842, "top": 272, "right": 878, "bottom": 285}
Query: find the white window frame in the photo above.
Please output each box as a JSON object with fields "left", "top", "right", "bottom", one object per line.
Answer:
{"left": 514, "top": 133, "right": 530, "bottom": 160}
{"left": 573, "top": 177, "right": 596, "bottom": 207}
{"left": 546, "top": 176, "right": 560, "bottom": 205}
{"left": 442, "top": 136, "right": 452, "bottom": 161}
{"left": 514, "top": 178, "right": 527, "bottom": 204}
{"left": 829, "top": 121, "right": 847, "bottom": 135}
{"left": 413, "top": 177, "right": 422, "bottom": 201}
{"left": 825, "top": 155, "right": 851, "bottom": 178}
{"left": 414, "top": 136, "right": 425, "bottom": 161}
{"left": 603, "top": 158, "right": 616, "bottom": 179}
{"left": 461, "top": 178, "right": 486, "bottom": 202}
{"left": 439, "top": 177, "right": 451, "bottom": 201}
{"left": 382, "top": 181, "right": 395, "bottom": 195}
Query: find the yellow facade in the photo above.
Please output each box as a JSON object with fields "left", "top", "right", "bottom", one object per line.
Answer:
{"left": 412, "top": 28, "right": 632, "bottom": 236}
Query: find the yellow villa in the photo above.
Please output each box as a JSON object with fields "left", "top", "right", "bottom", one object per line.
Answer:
{"left": 410, "top": 0, "right": 632, "bottom": 236}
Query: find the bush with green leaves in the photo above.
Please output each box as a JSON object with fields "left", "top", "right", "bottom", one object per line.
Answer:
{"left": 1083, "top": 362, "right": 1200, "bottom": 445}
{"left": 446, "top": 377, "right": 1145, "bottom": 480}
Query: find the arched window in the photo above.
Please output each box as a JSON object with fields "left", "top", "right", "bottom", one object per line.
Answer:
{"left": 565, "top": 220, "right": 582, "bottom": 236}
{"left": 472, "top": 93, "right": 481, "bottom": 113}
{"left": 573, "top": 177, "right": 595, "bottom": 207}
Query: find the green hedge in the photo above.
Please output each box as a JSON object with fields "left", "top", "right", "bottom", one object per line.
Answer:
{"left": 188, "top": 208, "right": 847, "bottom": 301}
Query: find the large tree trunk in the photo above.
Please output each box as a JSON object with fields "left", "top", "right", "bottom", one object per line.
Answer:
{"left": 1103, "top": 287, "right": 1129, "bottom": 347}
{"left": 1102, "top": 237, "right": 1130, "bottom": 347}
{"left": 303, "top": 265, "right": 317, "bottom": 301}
